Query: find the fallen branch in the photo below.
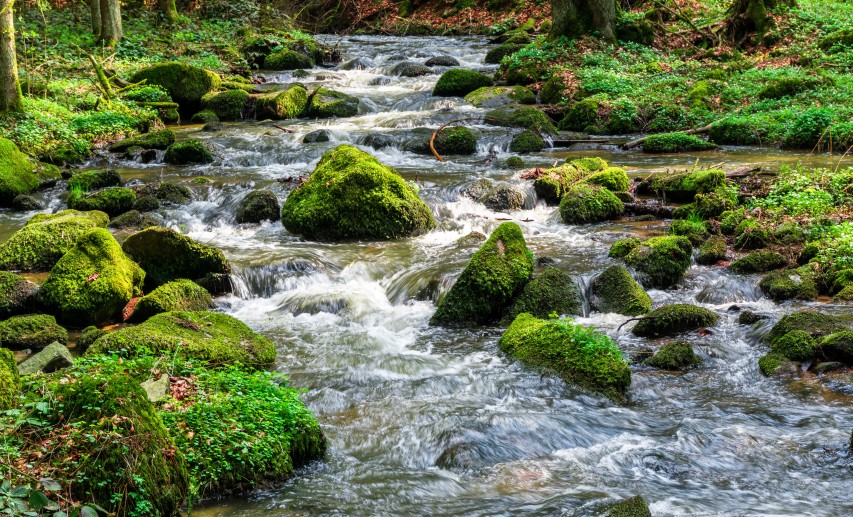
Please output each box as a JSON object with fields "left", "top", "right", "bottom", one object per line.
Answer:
{"left": 726, "top": 165, "right": 761, "bottom": 177}
{"left": 273, "top": 125, "right": 295, "bottom": 133}
{"left": 622, "top": 122, "right": 716, "bottom": 150}
{"left": 617, "top": 316, "right": 660, "bottom": 332}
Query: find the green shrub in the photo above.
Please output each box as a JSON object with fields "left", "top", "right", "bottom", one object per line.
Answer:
{"left": 782, "top": 108, "right": 834, "bottom": 149}
{"left": 642, "top": 133, "right": 717, "bottom": 153}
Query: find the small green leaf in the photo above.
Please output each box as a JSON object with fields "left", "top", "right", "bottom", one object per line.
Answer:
{"left": 10, "top": 486, "right": 30, "bottom": 497}
{"left": 29, "top": 489, "right": 50, "bottom": 510}
{"left": 40, "top": 478, "right": 62, "bottom": 492}
{"left": 81, "top": 506, "right": 99, "bottom": 517}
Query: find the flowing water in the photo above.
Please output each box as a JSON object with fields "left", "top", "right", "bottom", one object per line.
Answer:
{"left": 4, "top": 35, "right": 853, "bottom": 516}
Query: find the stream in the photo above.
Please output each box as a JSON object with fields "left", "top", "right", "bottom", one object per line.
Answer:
{"left": 3, "top": 35, "right": 853, "bottom": 516}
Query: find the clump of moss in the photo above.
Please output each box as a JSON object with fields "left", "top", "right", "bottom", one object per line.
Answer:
{"left": 608, "top": 495, "right": 652, "bottom": 517}
{"left": 758, "top": 353, "right": 796, "bottom": 376}
{"left": 88, "top": 310, "right": 276, "bottom": 366}
{"left": 485, "top": 105, "right": 557, "bottom": 134}
{"left": 464, "top": 86, "right": 535, "bottom": 108}
{"left": 129, "top": 279, "right": 213, "bottom": 322}
{"left": 509, "top": 130, "right": 544, "bottom": 153}
{"left": 697, "top": 235, "right": 727, "bottom": 265}
{"left": 122, "top": 226, "right": 230, "bottom": 289}
{"left": 0, "top": 348, "right": 20, "bottom": 410}
{"left": 432, "top": 222, "right": 533, "bottom": 325}
{"left": 433, "top": 127, "right": 478, "bottom": 155}
{"left": 165, "top": 140, "right": 215, "bottom": 165}
{"left": 642, "top": 133, "right": 717, "bottom": 153}
{"left": 280, "top": 145, "right": 436, "bottom": 241}
{"left": 734, "top": 218, "right": 771, "bottom": 249}
{"left": 632, "top": 304, "right": 719, "bottom": 337}
{"left": 0, "top": 137, "right": 59, "bottom": 206}
{"left": 770, "top": 329, "right": 816, "bottom": 362}
{"left": 201, "top": 89, "right": 250, "bottom": 121}
{"left": 730, "top": 250, "right": 787, "bottom": 273}
{"left": 758, "top": 267, "right": 819, "bottom": 301}
{"left": 636, "top": 169, "right": 725, "bottom": 202}
{"left": 40, "top": 228, "right": 145, "bottom": 326}
{"left": 622, "top": 236, "right": 693, "bottom": 289}
{"left": 820, "top": 331, "right": 853, "bottom": 365}
{"left": 709, "top": 117, "right": 764, "bottom": 145}
{"left": 67, "top": 169, "right": 121, "bottom": 191}
{"left": 692, "top": 188, "right": 738, "bottom": 218}
{"left": 586, "top": 167, "right": 629, "bottom": 192}
{"left": 304, "top": 88, "right": 360, "bottom": 119}
{"left": 645, "top": 341, "right": 701, "bottom": 370}
{"left": 265, "top": 48, "right": 314, "bottom": 70}
{"left": 68, "top": 186, "right": 136, "bottom": 217}
{"left": 236, "top": 189, "right": 280, "bottom": 224}
{"left": 130, "top": 62, "right": 222, "bottom": 107}
{"left": 108, "top": 129, "right": 176, "bottom": 152}
{"left": 0, "top": 314, "right": 68, "bottom": 350}
{"left": 0, "top": 271, "right": 37, "bottom": 319}
{"left": 591, "top": 265, "right": 652, "bottom": 316}
{"left": 505, "top": 156, "right": 525, "bottom": 168}
{"left": 609, "top": 237, "right": 641, "bottom": 258}
{"left": 433, "top": 69, "right": 494, "bottom": 97}
{"left": 559, "top": 184, "right": 624, "bottom": 224}
{"left": 485, "top": 43, "right": 526, "bottom": 64}
{"left": 76, "top": 325, "right": 106, "bottom": 352}
{"left": 256, "top": 84, "right": 309, "bottom": 120}
{"left": 0, "top": 209, "right": 108, "bottom": 272}
{"left": 669, "top": 219, "right": 710, "bottom": 245}
{"left": 782, "top": 108, "right": 833, "bottom": 149}
{"left": 533, "top": 163, "right": 587, "bottom": 204}
{"left": 498, "top": 313, "right": 631, "bottom": 401}
{"left": 502, "top": 267, "right": 582, "bottom": 323}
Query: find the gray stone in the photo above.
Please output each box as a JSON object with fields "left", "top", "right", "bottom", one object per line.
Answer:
{"left": 18, "top": 342, "right": 73, "bottom": 376}
{"left": 141, "top": 375, "right": 170, "bottom": 402}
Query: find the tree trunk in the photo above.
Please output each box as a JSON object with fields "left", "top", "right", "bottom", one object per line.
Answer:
{"left": 89, "top": 0, "right": 101, "bottom": 38}
{"left": 726, "top": 0, "right": 796, "bottom": 42}
{"left": 0, "top": 0, "right": 23, "bottom": 113}
{"left": 160, "top": 0, "right": 178, "bottom": 23}
{"left": 98, "top": 0, "right": 122, "bottom": 45}
{"left": 550, "top": 0, "right": 617, "bottom": 41}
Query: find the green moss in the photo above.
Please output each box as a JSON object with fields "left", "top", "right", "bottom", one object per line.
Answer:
{"left": 0, "top": 314, "right": 68, "bottom": 350}
{"left": 642, "top": 133, "right": 717, "bottom": 153}
{"left": 0, "top": 137, "right": 59, "bottom": 207}
{"left": 632, "top": 304, "right": 719, "bottom": 337}
{"left": 201, "top": 89, "right": 250, "bottom": 121}
{"left": 637, "top": 169, "right": 725, "bottom": 202}
{"left": 433, "top": 127, "right": 478, "bottom": 155}
{"left": 505, "top": 156, "right": 525, "bottom": 168}
{"left": 591, "top": 265, "right": 652, "bottom": 316}
{"left": 709, "top": 117, "right": 764, "bottom": 145}
{"left": 720, "top": 208, "right": 746, "bottom": 235}
{"left": 697, "top": 235, "right": 727, "bottom": 265}
{"left": 539, "top": 75, "right": 569, "bottom": 105}
{"left": 191, "top": 109, "right": 219, "bottom": 124}
{"left": 122, "top": 226, "right": 230, "bottom": 289}
{"left": 571, "top": 157, "right": 609, "bottom": 174}
{"left": 559, "top": 184, "right": 624, "bottom": 224}
{"left": 758, "top": 267, "right": 818, "bottom": 300}
{"left": 609, "top": 237, "right": 641, "bottom": 258}
{"left": 165, "top": 140, "right": 215, "bottom": 165}
{"left": 40, "top": 228, "right": 145, "bottom": 326}
{"left": 558, "top": 98, "right": 599, "bottom": 132}
{"left": 484, "top": 43, "right": 526, "bottom": 64}
{"left": 484, "top": 105, "right": 557, "bottom": 134}
{"left": 509, "top": 130, "right": 544, "bottom": 153}
{"left": 608, "top": 495, "right": 652, "bottom": 517}
{"left": 281, "top": 145, "right": 436, "bottom": 241}
{"left": 433, "top": 69, "right": 494, "bottom": 97}
{"left": 502, "top": 267, "right": 582, "bottom": 323}
{"left": 432, "top": 222, "right": 533, "bottom": 325}
{"left": 645, "top": 340, "right": 701, "bottom": 370}
{"left": 129, "top": 62, "right": 222, "bottom": 107}
{"left": 820, "top": 331, "right": 853, "bottom": 365}
{"left": 67, "top": 169, "right": 121, "bottom": 191}
{"left": 730, "top": 250, "right": 787, "bottom": 273}
{"left": 256, "top": 84, "right": 309, "bottom": 120}
{"left": 759, "top": 77, "right": 819, "bottom": 100}
{"left": 236, "top": 189, "right": 280, "bottom": 224}
{"left": 692, "top": 188, "right": 738, "bottom": 219}
{"left": 533, "top": 163, "right": 587, "bottom": 204}
{"left": 108, "top": 129, "right": 176, "bottom": 152}
{"left": 782, "top": 108, "right": 834, "bottom": 149}
{"left": 68, "top": 186, "right": 136, "bottom": 217}
{"left": 623, "top": 236, "right": 693, "bottom": 289}
{"left": 77, "top": 325, "right": 106, "bottom": 352}
{"left": 0, "top": 271, "right": 37, "bottom": 319}
{"left": 140, "top": 181, "right": 193, "bottom": 205}
{"left": 87, "top": 311, "right": 276, "bottom": 366}
{"left": 265, "top": 48, "right": 314, "bottom": 70}
{"left": 498, "top": 313, "right": 631, "bottom": 401}
{"left": 586, "top": 167, "right": 629, "bottom": 192}
{"left": 0, "top": 209, "right": 109, "bottom": 272}
{"left": 770, "top": 330, "right": 816, "bottom": 361}
{"left": 758, "top": 353, "right": 794, "bottom": 376}
{"left": 0, "top": 348, "right": 20, "bottom": 410}
{"left": 305, "top": 88, "right": 359, "bottom": 119}
{"left": 820, "top": 28, "right": 853, "bottom": 51}
{"left": 464, "top": 86, "right": 536, "bottom": 108}
{"left": 767, "top": 311, "right": 848, "bottom": 344}
{"left": 669, "top": 219, "right": 710, "bottom": 246}
{"left": 130, "top": 279, "right": 213, "bottom": 322}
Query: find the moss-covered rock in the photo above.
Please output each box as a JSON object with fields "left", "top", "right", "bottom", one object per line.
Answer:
{"left": 645, "top": 340, "right": 701, "bottom": 370}
{"left": 0, "top": 271, "right": 38, "bottom": 319}
{"left": 0, "top": 348, "right": 19, "bottom": 410}
{"left": 533, "top": 163, "right": 588, "bottom": 204}
{"left": 191, "top": 109, "right": 219, "bottom": 124}
{"left": 636, "top": 169, "right": 725, "bottom": 202}
{"left": 642, "top": 133, "right": 717, "bottom": 153}
{"left": 505, "top": 156, "right": 525, "bottom": 169}
{"left": 498, "top": 313, "right": 631, "bottom": 401}
{"left": 304, "top": 88, "right": 359, "bottom": 119}
{"left": 734, "top": 218, "right": 771, "bottom": 250}
{"left": 770, "top": 329, "right": 816, "bottom": 362}
{"left": 122, "top": 226, "right": 230, "bottom": 289}
{"left": 609, "top": 237, "right": 641, "bottom": 259}
{"left": 40, "top": 228, "right": 145, "bottom": 326}
{"left": 108, "top": 129, "right": 176, "bottom": 152}
{"left": 485, "top": 105, "right": 557, "bottom": 135}
{"left": 479, "top": 185, "right": 525, "bottom": 211}
{"left": 730, "top": 250, "right": 787, "bottom": 274}
{"left": 137, "top": 181, "right": 193, "bottom": 206}
{"left": 586, "top": 167, "right": 629, "bottom": 192}
{"left": 265, "top": 48, "right": 314, "bottom": 70}
{"left": 464, "top": 86, "right": 535, "bottom": 108}
{"left": 281, "top": 145, "right": 435, "bottom": 241}
{"left": 709, "top": 116, "right": 764, "bottom": 145}
{"left": 509, "top": 130, "right": 544, "bottom": 153}
{"left": 691, "top": 188, "right": 738, "bottom": 219}
{"left": 129, "top": 279, "right": 213, "bottom": 322}
{"left": 0, "top": 314, "right": 68, "bottom": 350}
{"left": 697, "top": 235, "right": 727, "bottom": 265}
{"left": 820, "top": 331, "right": 853, "bottom": 365}
{"left": 201, "top": 89, "right": 250, "bottom": 121}
{"left": 130, "top": 62, "right": 222, "bottom": 108}
{"left": 77, "top": 325, "right": 107, "bottom": 352}
{"left": 164, "top": 140, "right": 215, "bottom": 165}
{"left": 758, "top": 352, "right": 798, "bottom": 376}
{"left": 236, "top": 189, "right": 280, "bottom": 224}
{"left": 622, "top": 236, "right": 693, "bottom": 289}
{"left": 68, "top": 187, "right": 136, "bottom": 217}
{"left": 433, "top": 69, "right": 494, "bottom": 97}
{"left": 758, "top": 266, "right": 819, "bottom": 301}
{"left": 88, "top": 311, "right": 276, "bottom": 366}
{"left": 559, "top": 184, "right": 624, "bottom": 224}
{"left": 632, "top": 304, "right": 719, "bottom": 337}
{"left": 0, "top": 137, "right": 60, "bottom": 207}
{"left": 133, "top": 196, "right": 161, "bottom": 213}
{"left": 608, "top": 495, "right": 653, "bottom": 517}
{"left": 0, "top": 209, "right": 109, "bottom": 272}
{"left": 67, "top": 169, "right": 121, "bottom": 192}
{"left": 432, "top": 222, "right": 533, "bottom": 325}
{"left": 256, "top": 84, "right": 309, "bottom": 120}
{"left": 669, "top": 219, "right": 710, "bottom": 246}
{"left": 406, "top": 126, "right": 479, "bottom": 155}
{"left": 502, "top": 267, "right": 582, "bottom": 323}
{"left": 767, "top": 311, "right": 848, "bottom": 344}
{"left": 484, "top": 43, "right": 526, "bottom": 64}
{"left": 591, "top": 265, "right": 652, "bottom": 316}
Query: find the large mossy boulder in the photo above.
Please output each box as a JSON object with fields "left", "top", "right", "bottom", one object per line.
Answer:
{"left": 586, "top": 167, "right": 630, "bottom": 192}
{"left": 767, "top": 311, "right": 848, "bottom": 344}
{"left": 533, "top": 163, "right": 590, "bottom": 204}
{"left": 108, "top": 129, "right": 176, "bottom": 152}
{"left": 820, "top": 331, "right": 853, "bottom": 365}
{"left": 129, "top": 279, "right": 213, "bottom": 322}
{"left": 464, "top": 86, "right": 535, "bottom": 108}
{"left": 164, "top": 140, "right": 215, "bottom": 165}
{"left": 669, "top": 219, "right": 710, "bottom": 246}
{"left": 591, "top": 265, "right": 652, "bottom": 316}
{"left": 404, "top": 127, "right": 478, "bottom": 156}
{"left": 636, "top": 169, "right": 725, "bottom": 202}
{"left": 0, "top": 137, "right": 60, "bottom": 207}
{"left": 0, "top": 271, "right": 38, "bottom": 318}
{"left": 509, "top": 130, "right": 545, "bottom": 153}
{"left": 255, "top": 84, "right": 309, "bottom": 120}
{"left": 67, "top": 169, "right": 121, "bottom": 191}
{"left": 432, "top": 69, "right": 494, "bottom": 97}
{"left": 122, "top": 226, "right": 230, "bottom": 289}
{"left": 502, "top": 267, "right": 582, "bottom": 324}
{"left": 0, "top": 314, "right": 68, "bottom": 350}
{"left": 0, "top": 209, "right": 109, "bottom": 272}
{"left": 484, "top": 105, "right": 557, "bottom": 135}
{"left": 304, "top": 88, "right": 359, "bottom": 119}
{"left": 88, "top": 311, "right": 277, "bottom": 366}
{"left": 697, "top": 235, "right": 727, "bottom": 265}
{"left": 201, "top": 89, "right": 250, "bottom": 121}
{"left": 759, "top": 266, "right": 819, "bottom": 301}
{"left": 130, "top": 62, "right": 221, "bottom": 108}
{"left": 559, "top": 184, "right": 624, "bottom": 224}
{"left": 68, "top": 187, "right": 136, "bottom": 217}
{"left": 622, "top": 236, "right": 693, "bottom": 289}
{"left": 632, "top": 304, "right": 719, "bottom": 338}
{"left": 645, "top": 340, "right": 701, "bottom": 370}
{"left": 265, "top": 48, "right": 314, "bottom": 70}
{"left": 236, "top": 189, "right": 281, "bottom": 224}
{"left": 40, "top": 228, "right": 145, "bottom": 326}
{"left": 0, "top": 348, "right": 20, "bottom": 410}
{"left": 432, "top": 222, "right": 533, "bottom": 325}
{"left": 730, "top": 250, "right": 787, "bottom": 274}
{"left": 498, "top": 313, "right": 631, "bottom": 401}
{"left": 281, "top": 145, "right": 435, "bottom": 240}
